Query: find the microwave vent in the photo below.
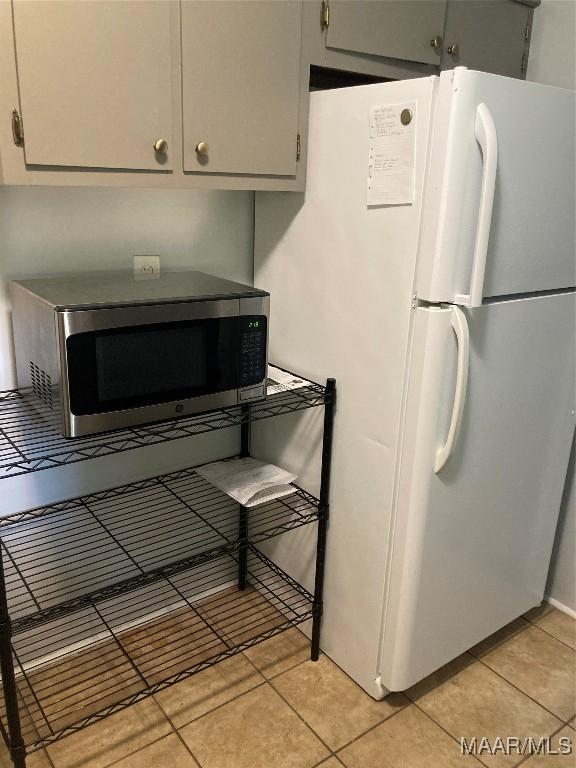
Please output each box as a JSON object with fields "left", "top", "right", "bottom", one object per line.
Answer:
{"left": 30, "top": 361, "right": 55, "bottom": 410}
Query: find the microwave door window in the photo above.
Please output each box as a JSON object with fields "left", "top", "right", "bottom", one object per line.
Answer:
{"left": 94, "top": 326, "right": 208, "bottom": 403}
{"left": 66, "top": 318, "right": 239, "bottom": 415}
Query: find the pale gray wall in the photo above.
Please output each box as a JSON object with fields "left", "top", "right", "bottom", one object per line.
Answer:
{"left": 0, "top": 186, "right": 254, "bottom": 512}
{"left": 0, "top": 187, "right": 254, "bottom": 659}
{"left": 526, "top": 0, "right": 576, "bottom": 90}
{"left": 527, "top": 0, "right": 575, "bottom": 613}
{"left": 548, "top": 437, "right": 576, "bottom": 612}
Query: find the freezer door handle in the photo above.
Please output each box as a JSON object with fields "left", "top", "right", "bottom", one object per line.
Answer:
{"left": 456, "top": 103, "right": 498, "bottom": 308}
{"left": 435, "top": 306, "right": 470, "bottom": 473}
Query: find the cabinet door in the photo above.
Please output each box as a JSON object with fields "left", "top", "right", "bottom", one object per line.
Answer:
{"left": 326, "top": 1, "right": 447, "bottom": 66}
{"left": 441, "top": 0, "right": 531, "bottom": 77}
{"left": 12, "top": 0, "right": 173, "bottom": 170}
{"left": 181, "top": 1, "right": 302, "bottom": 176}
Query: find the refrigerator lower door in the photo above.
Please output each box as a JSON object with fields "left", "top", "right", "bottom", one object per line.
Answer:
{"left": 417, "top": 69, "right": 575, "bottom": 306}
{"left": 380, "top": 291, "right": 575, "bottom": 691}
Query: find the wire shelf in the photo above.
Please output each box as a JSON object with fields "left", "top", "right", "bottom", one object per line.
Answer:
{"left": 0, "top": 368, "right": 325, "bottom": 480}
{"left": 0, "top": 372, "right": 335, "bottom": 766}
{"left": 1, "top": 547, "right": 313, "bottom": 751}
{"left": 0, "top": 461, "right": 319, "bottom": 634}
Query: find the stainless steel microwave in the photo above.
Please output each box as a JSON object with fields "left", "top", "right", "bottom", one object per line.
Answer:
{"left": 10, "top": 271, "right": 269, "bottom": 437}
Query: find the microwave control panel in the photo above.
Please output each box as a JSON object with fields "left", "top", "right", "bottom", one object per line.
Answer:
{"left": 239, "top": 315, "right": 267, "bottom": 389}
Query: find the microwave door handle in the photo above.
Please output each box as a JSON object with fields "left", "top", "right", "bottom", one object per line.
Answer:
{"left": 456, "top": 103, "right": 498, "bottom": 308}
{"left": 435, "top": 306, "right": 470, "bottom": 474}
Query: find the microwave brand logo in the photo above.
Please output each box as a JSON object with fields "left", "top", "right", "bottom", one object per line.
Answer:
{"left": 175, "top": 404, "right": 184, "bottom": 413}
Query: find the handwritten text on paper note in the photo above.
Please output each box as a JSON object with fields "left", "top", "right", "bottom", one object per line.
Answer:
{"left": 367, "top": 102, "right": 416, "bottom": 207}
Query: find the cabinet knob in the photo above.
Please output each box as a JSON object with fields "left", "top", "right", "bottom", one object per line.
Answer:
{"left": 195, "top": 141, "right": 209, "bottom": 156}
{"left": 447, "top": 44, "right": 459, "bottom": 56}
{"left": 153, "top": 139, "right": 168, "bottom": 153}
{"left": 430, "top": 35, "right": 443, "bottom": 49}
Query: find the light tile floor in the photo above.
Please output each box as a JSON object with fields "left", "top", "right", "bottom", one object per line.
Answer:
{"left": 1, "top": 603, "right": 574, "bottom": 768}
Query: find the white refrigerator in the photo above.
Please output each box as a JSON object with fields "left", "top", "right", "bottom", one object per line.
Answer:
{"left": 253, "top": 68, "right": 575, "bottom": 697}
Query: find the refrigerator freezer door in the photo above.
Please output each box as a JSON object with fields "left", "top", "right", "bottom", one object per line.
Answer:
{"left": 417, "top": 69, "right": 575, "bottom": 305}
{"left": 379, "top": 292, "right": 575, "bottom": 691}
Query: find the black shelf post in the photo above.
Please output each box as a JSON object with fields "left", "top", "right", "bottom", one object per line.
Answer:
{"left": 0, "top": 552, "right": 26, "bottom": 768}
{"left": 238, "top": 405, "right": 251, "bottom": 590}
{"left": 311, "top": 378, "right": 336, "bottom": 661}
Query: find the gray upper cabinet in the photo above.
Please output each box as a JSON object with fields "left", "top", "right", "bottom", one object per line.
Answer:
{"left": 325, "top": 1, "right": 447, "bottom": 66}
{"left": 313, "top": 0, "right": 535, "bottom": 81}
{"left": 12, "top": 1, "right": 174, "bottom": 171}
{"left": 441, "top": 0, "right": 532, "bottom": 77}
{"left": 181, "top": 1, "right": 302, "bottom": 177}
{"left": 1, "top": 0, "right": 535, "bottom": 189}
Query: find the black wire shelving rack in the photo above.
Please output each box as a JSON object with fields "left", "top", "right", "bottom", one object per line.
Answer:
{"left": 0, "top": 373, "right": 326, "bottom": 481}
{"left": 0, "top": 369, "right": 336, "bottom": 768}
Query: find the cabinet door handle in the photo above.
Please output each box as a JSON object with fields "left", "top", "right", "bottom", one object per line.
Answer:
{"left": 153, "top": 139, "right": 168, "bottom": 153}
{"left": 12, "top": 109, "right": 24, "bottom": 146}
{"left": 447, "top": 43, "right": 459, "bottom": 56}
{"left": 195, "top": 142, "right": 209, "bottom": 155}
{"left": 430, "top": 35, "right": 443, "bottom": 49}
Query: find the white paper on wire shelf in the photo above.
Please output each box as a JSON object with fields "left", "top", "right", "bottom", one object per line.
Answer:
{"left": 267, "top": 365, "right": 308, "bottom": 395}
{"left": 196, "top": 457, "right": 298, "bottom": 508}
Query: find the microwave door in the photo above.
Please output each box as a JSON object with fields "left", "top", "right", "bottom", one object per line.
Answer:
{"left": 56, "top": 298, "right": 268, "bottom": 437}
{"left": 67, "top": 317, "right": 239, "bottom": 408}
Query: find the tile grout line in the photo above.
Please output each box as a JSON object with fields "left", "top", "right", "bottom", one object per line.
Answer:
{"left": 152, "top": 675, "right": 268, "bottom": 730}
{"left": 468, "top": 619, "right": 532, "bottom": 660}
{"left": 406, "top": 652, "right": 571, "bottom": 768}
{"left": 514, "top": 719, "right": 573, "bottom": 767}
{"left": 246, "top": 638, "right": 494, "bottom": 762}
{"left": 172, "top": 728, "right": 203, "bottom": 768}
{"left": 327, "top": 702, "right": 412, "bottom": 757}
{"left": 239, "top": 637, "right": 310, "bottom": 681}
{"left": 40, "top": 748, "right": 56, "bottom": 768}
{"left": 313, "top": 755, "right": 346, "bottom": 767}
{"left": 465, "top": 614, "right": 576, "bottom": 659}
{"left": 267, "top": 654, "right": 418, "bottom": 758}
{"left": 319, "top": 616, "right": 573, "bottom": 766}
{"left": 408, "top": 701, "right": 487, "bottom": 767}
{"left": 528, "top": 621, "right": 576, "bottom": 653}
{"left": 255, "top": 652, "right": 311, "bottom": 681}
{"left": 235, "top": 639, "right": 342, "bottom": 757}
{"left": 153, "top": 660, "right": 336, "bottom": 765}
{"left": 266, "top": 673, "right": 338, "bottom": 758}
{"left": 462, "top": 618, "right": 575, "bottom": 724}
{"left": 523, "top": 605, "right": 576, "bottom": 651}
{"left": 523, "top": 605, "right": 555, "bottom": 624}
{"left": 83, "top": 731, "right": 181, "bottom": 768}
{"left": 151, "top": 677, "right": 279, "bottom": 767}
{"left": 474, "top": 652, "right": 575, "bottom": 725}
{"left": 58, "top": 621, "right": 311, "bottom": 765}
{"left": 150, "top": 693, "right": 206, "bottom": 768}
{"left": 44, "top": 670, "right": 265, "bottom": 768}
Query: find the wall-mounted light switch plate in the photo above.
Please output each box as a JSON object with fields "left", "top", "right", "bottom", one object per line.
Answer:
{"left": 133, "top": 255, "right": 161, "bottom": 280}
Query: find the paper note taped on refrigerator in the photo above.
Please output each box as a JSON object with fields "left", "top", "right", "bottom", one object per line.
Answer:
{"left": 367, "top": 102, "right": 416, "bottom": 207}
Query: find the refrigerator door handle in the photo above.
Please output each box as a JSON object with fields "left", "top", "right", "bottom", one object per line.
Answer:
{"left": 455, "top": 103, "right": 498, "bottom": 309}
{"left": 435, "top": 306, "right": 470, "bottom": 474}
